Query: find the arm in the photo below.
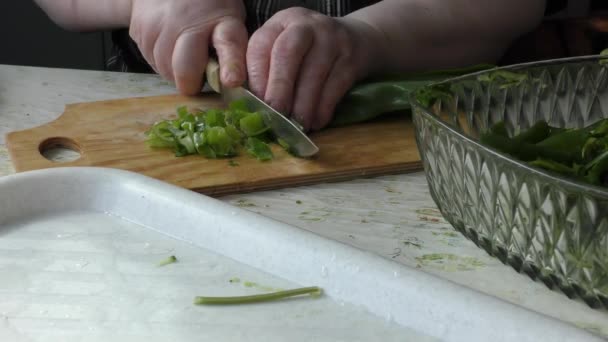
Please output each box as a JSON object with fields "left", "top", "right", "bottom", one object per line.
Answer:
{"left": 33, "top": 0, "right": 132, "bottom": 31}
{"left": 34, "top": 0, "right": 249, "bottom": 95}
{"left": 245, "top": 1, "right": 546, "bottom": 131}
{"left": 347, "top": 0, "right": 547, "bottom": 74}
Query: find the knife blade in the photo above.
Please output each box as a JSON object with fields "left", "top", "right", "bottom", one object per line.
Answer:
{"left": 205, "top": 58, "right": 319, "bottom": 158}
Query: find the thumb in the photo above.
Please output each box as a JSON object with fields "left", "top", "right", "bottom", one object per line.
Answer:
{"left": 172, "top": 29, "right": 209, "bottom": 95}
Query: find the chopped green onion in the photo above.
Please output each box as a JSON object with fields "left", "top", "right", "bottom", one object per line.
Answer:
{"left": 146, "top": 103, "right": 284, "bottom": 161}
{"left": 205, "top": 126, "right": 236, "bottom": 157}
{"left": 246, "top": 137, "right": 273, "bottom": 161}
{"left": 240, "top": 112, "right": 270, "bottom": 136}
{"left": 158, "top": 255, "right": 178, "bottom": 267}
{"left": 229, "top": 98, "right": 249, "bottom": 112}
{"left": 204, "top": 109, "right": 226, "bottom": 127}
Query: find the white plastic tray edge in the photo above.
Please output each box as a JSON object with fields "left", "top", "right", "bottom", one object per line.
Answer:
{"left": 0, "top": 167, "right": 599, "bottom": 342}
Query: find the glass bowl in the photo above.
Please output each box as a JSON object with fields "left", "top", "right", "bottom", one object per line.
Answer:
{"left": 410, "top": 55, "right": 608, "bottom": 308}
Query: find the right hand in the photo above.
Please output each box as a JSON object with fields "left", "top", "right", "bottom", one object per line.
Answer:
{"left": 129, "top": 0, "right": 248, "bottom": 95}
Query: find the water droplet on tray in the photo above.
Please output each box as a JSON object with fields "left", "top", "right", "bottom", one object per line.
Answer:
{"left": 320, "top": 265, "right": 328, "bottom": 278}
{"left": 393, "top": 271, "right": 400, "bottom": 278}
{"left": 75, "top": 260, "right": 89, "bottom": 269}
{"left": 386, "top": 313, "right": 393, "bottom": 323}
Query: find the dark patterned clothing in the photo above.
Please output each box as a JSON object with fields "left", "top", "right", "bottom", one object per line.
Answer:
{"left": 106, "top": 0, "right": 379, "bottom": 73}
{"left": 106, "top": 0, "right": 570, "bottom": 73}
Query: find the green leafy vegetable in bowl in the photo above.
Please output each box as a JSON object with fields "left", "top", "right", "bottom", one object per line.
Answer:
{"left": 480, "top": 119, "right": 608, "bottom": 187}
{"left": 145, "top": 100, "right": 283, "bottom": 161}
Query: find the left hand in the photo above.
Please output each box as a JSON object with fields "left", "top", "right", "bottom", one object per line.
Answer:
{"left": 246, "top": 7, "right": 381, "bottom": 131}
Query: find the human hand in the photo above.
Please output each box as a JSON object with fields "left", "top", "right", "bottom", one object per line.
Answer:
{"left": 129, "top": 0, "right": 248, "bottom": 94}
{"left": 246, "top": 7, "right": 381, "bottom": 131}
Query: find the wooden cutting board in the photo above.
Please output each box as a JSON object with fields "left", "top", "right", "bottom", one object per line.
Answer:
{"left": 5, "top": 94, "right": 422, "bottom": 196}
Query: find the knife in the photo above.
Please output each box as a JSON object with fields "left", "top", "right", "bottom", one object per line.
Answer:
{"left": 205, "top": 58, "right": 319, "bottom": 158}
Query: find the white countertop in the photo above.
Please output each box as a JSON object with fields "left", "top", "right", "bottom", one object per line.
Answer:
{"left": 0, "top": 64, "right": 606, "bottom": 338}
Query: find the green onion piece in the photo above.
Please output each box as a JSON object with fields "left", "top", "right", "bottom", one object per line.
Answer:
{"left": 158, "top": 255, "right": 178, "bottom": 267}
{"left": 229, "top": 98, "right": 249, "bottom": 112}
{"left": 246, "top": 137, "right": 273, "bottom": 161}
{"left": 146, "top": 122, "right": 177, "bottom": 148}
{"left": 176, "top": 106, "right": 189, "bottom": 119}
{"left": 204, "top": 109, "right": 226, "bottom": 127}
{"left": 240, "top": 112, "right": 270, "bottom": 136}
{"left": 205, "top": 126, "right": 237, "bottom": 157}
{"left": 177, "top": 134, "right": 196, "bottom": 154}
{"left": 225, "top": 124, "right": 243, "bottom": 141}
{"left": 228, "top": 160, "right": 239, "bottom": 167}
{"left": 193, "top": 286, "right": 322, "bottom": 305}
{"left": 225, "top": 110, "right": 248, "bottom": 128}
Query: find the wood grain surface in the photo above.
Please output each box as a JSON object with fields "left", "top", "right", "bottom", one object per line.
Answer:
{"left": 6, "top": 94, "right": 422, "bottom": 196}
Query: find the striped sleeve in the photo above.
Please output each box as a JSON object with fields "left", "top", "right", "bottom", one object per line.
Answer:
{"left": 245, "top": 0, "right": 367, "bottom": 32}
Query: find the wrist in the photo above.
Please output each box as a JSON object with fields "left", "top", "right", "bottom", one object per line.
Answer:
{"left": 338, "top": 16, "right": 389, "bottom": 79}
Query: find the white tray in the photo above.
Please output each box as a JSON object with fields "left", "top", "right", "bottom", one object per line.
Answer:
{"left": 0, "top": 167, "right": 599, "bottom": 342}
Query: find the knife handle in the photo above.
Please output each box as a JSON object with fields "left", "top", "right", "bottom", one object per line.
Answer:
{"left": 205, "top": 57, "right": 222, "bottom": 94}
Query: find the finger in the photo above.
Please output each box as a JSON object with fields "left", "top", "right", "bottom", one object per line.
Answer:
{"left": 153, "top": 28, "right": 178, "bottom": 82}
{"left": 313, "top": 58, "right": 357, "bottom": 130}
{"left": 172, "top": 29, "right": 209, "bottom": 95}
{"left": 129, "top": 17, "right": 162, "bottom": 74}
{"left": 264, "top": 24, "right": 314, "bottom": 116}
{"left": 212, "top": 18, "right": 248, "bottom": 87}
{"left": 291, "top": 33, "right": 337, "bottom": 131}
{"left": 246, "top": 22, "right": 283, "bottom": 98}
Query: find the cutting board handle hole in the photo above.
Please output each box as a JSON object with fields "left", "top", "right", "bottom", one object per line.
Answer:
{"left": 39, "top": 137, "right": 81, "bottom": 163}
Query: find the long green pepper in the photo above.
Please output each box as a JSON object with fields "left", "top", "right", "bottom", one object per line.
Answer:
{"left": 330, "top": 64, "right": 495, "bottom": 126}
